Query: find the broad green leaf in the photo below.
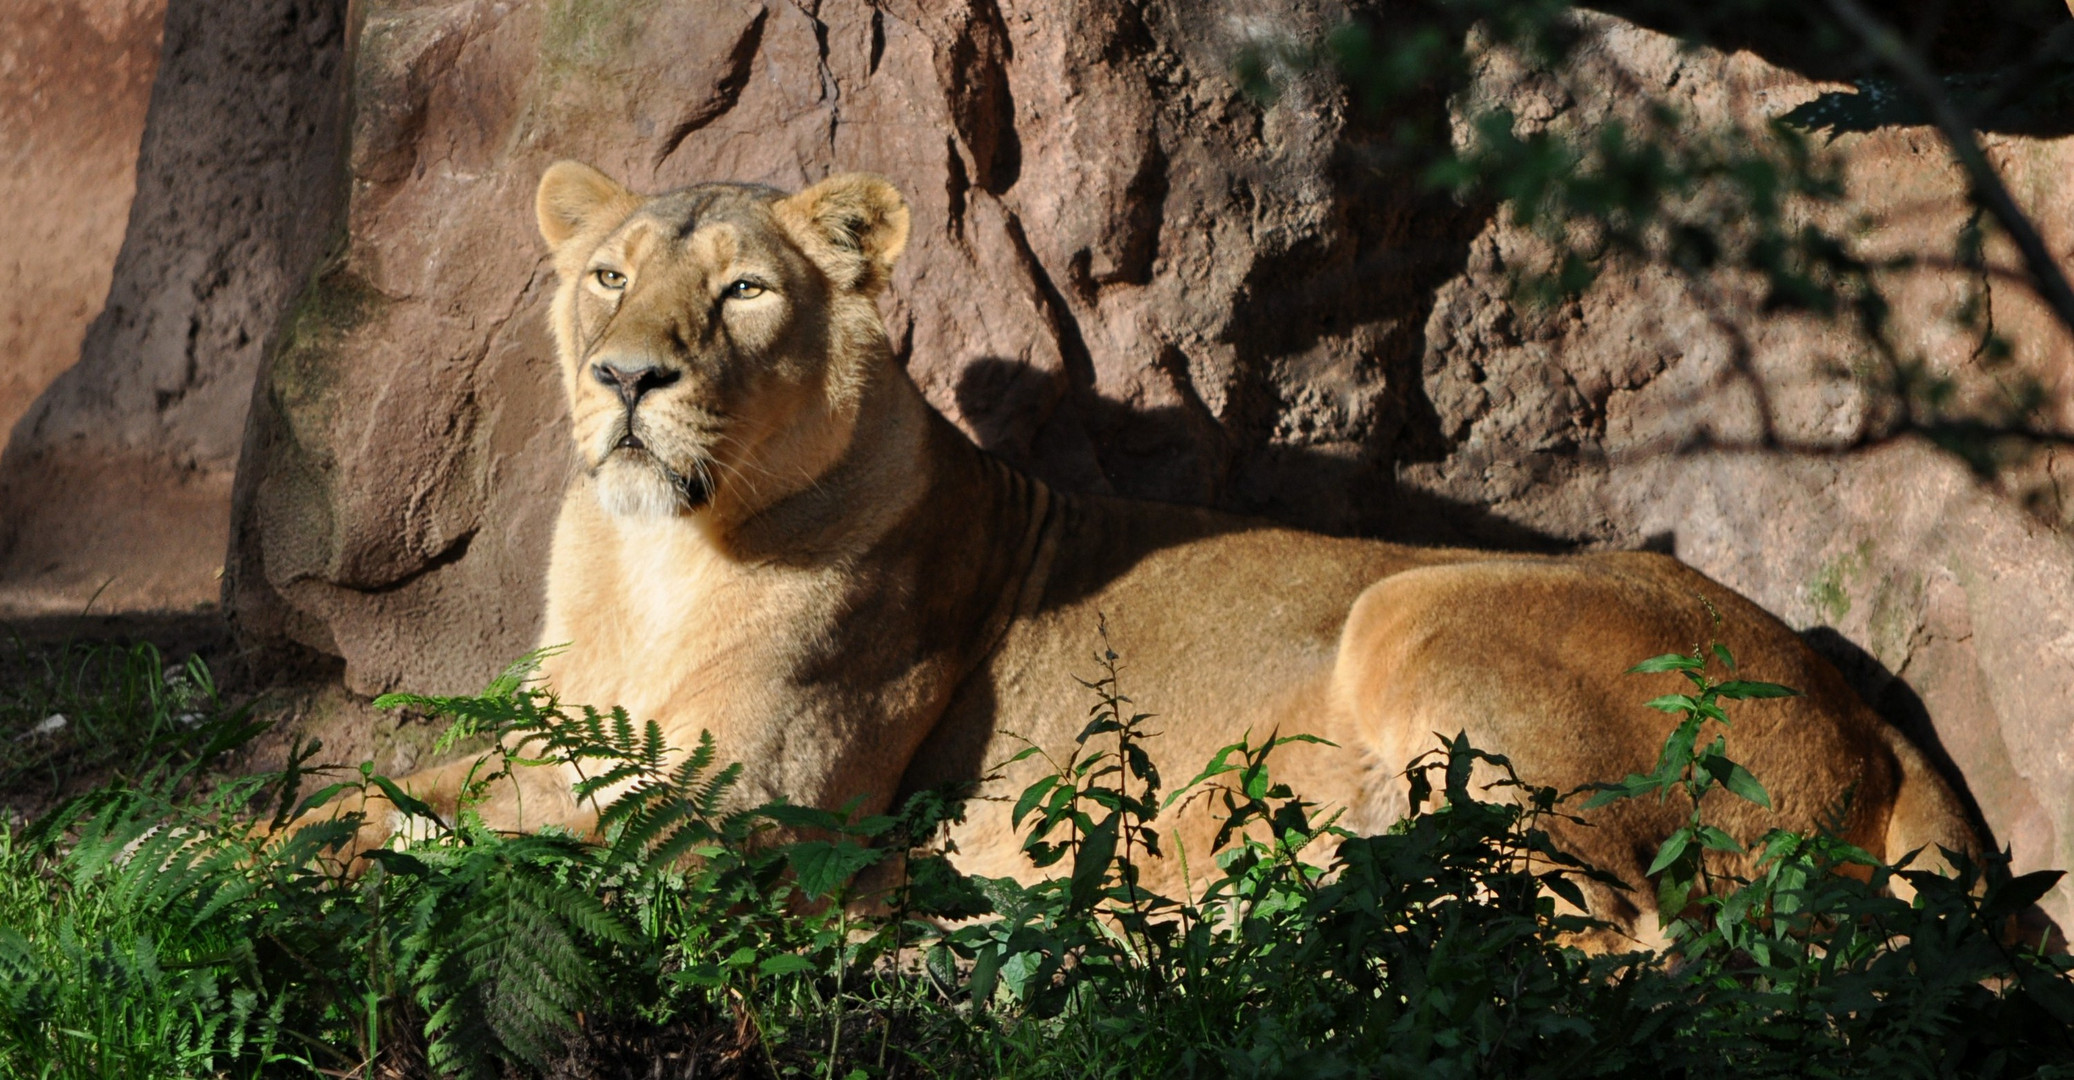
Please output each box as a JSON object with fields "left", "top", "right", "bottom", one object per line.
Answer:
{"left": 784, "top": 840, "right": 885, "bottom": 899}
{"left": 1629, "top": 653, "right": 1704, "bottom": 674}
{"left": 1695, "top": 826, "right": 1743, "bottom": 854}
{"left": 1582, "top": 778, "right": 1652, "bottom": 809}
{"left": 1070, "top": 816, "right": 1120, "bottom": 909}
{"left": 757, "top": 954, "right": 816, "bottom": 976}
{"left": 1700, "top": 757, "right": 1772, "bottom": 808}
{"left": 1643, "top": 694, "right": 1698, "bottom": 714}
{"left": 1714, "top": 679, "right": 1801, "bottom": 700}
{"left": 1541, "top": 870, "right": 1587, "bottom": 912}
{"left": 369, "top": 775, "right": 442, "bottom": 825}
{"left": 1000, "top": 948, "right": 1046, "bottom": 1002}
{"left": 1165, "top": 743, "right": 1247, "bottom": 807}
{"left": 361, "top": 849, "right": 431, "bottom": 877}
{"left": 1012, "top": 776, "right": 1059, "bottom": 828}
{"left": 1657, "top": 876, "right": 1692, "bottom": 922}
{"left": 968, "top": 944, "right": 1000, "bottom": 1005}
{"left": 672, "top": 964, "right": 725, "bottom": 988}
{"left": 1241, "top": 762, "right": 1270, "bottom": 800}
{"left": 1647, "top": 831, "right": 1691, "bottom": 876}
{"left": 1982, "top": 869, "right": 2067, "bottom": 923}
{"left": 760, "top": 802, "right": 846, "bottom": 830}
{"left": 292, "top": 782, "right": 354, "bottom": 821}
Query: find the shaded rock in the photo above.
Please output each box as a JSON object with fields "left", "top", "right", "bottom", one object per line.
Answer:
{"left": 0, "top": 0, "right": 167, "bottom": 611}
{"left": 0, "top": 0, "right": 347, "bottom": 617}
{"left": 0, "top": 0, "right": 164, "bottom": 447}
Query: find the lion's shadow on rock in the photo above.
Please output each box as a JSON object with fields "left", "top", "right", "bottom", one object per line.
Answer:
{"left": 949, "top": 356, "right": 1570, "bottom": 555}
{"left": 1802, "top": 626, "right": 2065, "bottom": 950}
{"left": 893, "top": 355, "right": 1568, "bottom": 810}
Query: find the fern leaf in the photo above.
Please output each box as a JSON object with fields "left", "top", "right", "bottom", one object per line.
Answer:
{"left": 644, "top": 819, "right": 718, "bottom": 871}
{"left": 639, "top": 717, "right": 666, "bottom": 769}
{"left": 696, "top": 762, "right": 745, "bottom": 818}
{"left": 572, "top": 761, "right": 650, "bottom": 803}
{"left": 596, "top": 781, "right": 666, "bottom": 833}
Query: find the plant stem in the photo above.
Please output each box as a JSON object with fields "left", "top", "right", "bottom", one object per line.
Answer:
{"left": 825, "top": 903, "right": 848, "bottom": 1080}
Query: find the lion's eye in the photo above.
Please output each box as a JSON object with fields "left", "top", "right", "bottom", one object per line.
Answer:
{"left": 593, "top": 269, "right": 628, "bottom": 291}
{"left": 724, "top": 280, "right": 766, "bottom": 300}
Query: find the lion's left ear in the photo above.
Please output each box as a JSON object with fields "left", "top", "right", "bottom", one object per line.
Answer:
{"left": 773, "top": 173, "right": 911, "bottom": 294}
{"left": 537, "top": 160, "right": 640, "bottom": 252}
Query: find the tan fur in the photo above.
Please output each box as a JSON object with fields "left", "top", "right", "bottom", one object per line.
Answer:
{"left": 355, "top": 164, "right": 1977, "bottom": 945}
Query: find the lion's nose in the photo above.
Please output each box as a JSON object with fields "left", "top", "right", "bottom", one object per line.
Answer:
{"left": 591, "top": 361, "right": 680, "bottom": 409}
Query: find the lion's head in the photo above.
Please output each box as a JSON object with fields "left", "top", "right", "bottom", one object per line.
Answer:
{"left": 534, "top": 162, "right": 911, "bottom": 527}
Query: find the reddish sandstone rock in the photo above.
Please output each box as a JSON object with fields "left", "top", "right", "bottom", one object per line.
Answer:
{"left": 0, "top": 0, "right": 167, "bottom": 613}
{"left": 228, "top": 0, "right": 1481, "bottom": 684}
{"left": 0, "top": 0, "right": 162, "bottom": 448}
{"left": 0, "top": 0, "right": 344, "bottom": 617}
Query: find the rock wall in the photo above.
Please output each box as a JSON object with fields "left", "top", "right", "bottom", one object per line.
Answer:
{"left": 0, "top": 0, "right": 347, "bottom": 616}
{"left": 228, "top": 0, "right": 1484, "bottom": 680}
{"left": 223, "top": 0, "right": 2074, "bottom": 926}
{"left": 0, "top": 0, "right": 166, "bottom": 605}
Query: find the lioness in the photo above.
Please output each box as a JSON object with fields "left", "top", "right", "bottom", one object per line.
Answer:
{"left": 364, "top": 161, "right": 1975, "bottom": 942}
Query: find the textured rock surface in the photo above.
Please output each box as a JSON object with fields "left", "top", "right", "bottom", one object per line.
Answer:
{"left": 0, "top": 0, "right": 346, "bottom": 616}
{"left": 226, "top": 1, "right": 2074, "bottom": 926}
{"left": 229, "top": 0, "right": 1485, "bottom": 684}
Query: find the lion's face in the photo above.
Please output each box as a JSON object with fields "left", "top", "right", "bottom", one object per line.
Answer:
{"left": 534, "top": 163, "right": 909, "bottom": 525}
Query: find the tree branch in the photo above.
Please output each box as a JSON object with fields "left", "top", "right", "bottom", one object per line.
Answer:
{"left": 1825, "top": 0, "right": 2074, "bottom": 340}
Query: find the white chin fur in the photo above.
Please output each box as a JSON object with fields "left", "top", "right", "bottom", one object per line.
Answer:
{"left": 595, "top": 462, "right": 689, "bottom": 519}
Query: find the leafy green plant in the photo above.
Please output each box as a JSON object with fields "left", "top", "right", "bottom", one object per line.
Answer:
{"left": 1583, "top": 641, "right": 1799, "bottom": 943}
{"left": 0, "top": 712, "right": 297, "bottom": 1080}
{"left": 4, "top": 630, "right": 2072, "bottom": 1079}
{"left": 1, "top": 639, "right": 225, "bottom": 816}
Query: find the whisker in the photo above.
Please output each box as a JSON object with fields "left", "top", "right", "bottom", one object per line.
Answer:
{"left": 704, "top": 455, "right": 770, "bottom": 502}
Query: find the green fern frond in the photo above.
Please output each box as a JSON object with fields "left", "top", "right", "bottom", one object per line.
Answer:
{"left": 695, "top": 761, "right": 744, "bottom": 818}
{"left": 572, "top": 761, "right": 648, "bottom": 803}
{"left": 639, "top": 717, "right": 667, "bottom": 769}
{"left": 644, "top": 820, "right": 721, "bottom": 870}
{"left": 409, "top": 851, "right": 631, "bottom": 1078}
{"left": 675, "top": 730, "right": 719, "bottom": 788}
{"left": 603, "top": 793, "right": 683, "bottom": 857}
{"left": 595, "top": 781, "right": 668, "bottom": 833}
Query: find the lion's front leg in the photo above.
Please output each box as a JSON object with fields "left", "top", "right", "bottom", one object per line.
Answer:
{"left": 278, "top": 752, "right": 592, "bottom": 868}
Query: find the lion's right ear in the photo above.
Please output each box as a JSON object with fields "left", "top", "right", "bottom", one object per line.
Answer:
{"left": 536, "top": 161, "right": 639, "bottom": 251}
{"left": 773, "top": 173, "right": 911, "bottom": 294}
